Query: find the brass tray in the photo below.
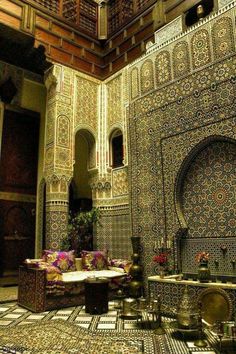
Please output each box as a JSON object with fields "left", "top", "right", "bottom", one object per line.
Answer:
{"left": 198, "top": 287, "right": 233, "bottom": 325}
{"left": 169, "top": 320, "right": 198, "bottom": 334}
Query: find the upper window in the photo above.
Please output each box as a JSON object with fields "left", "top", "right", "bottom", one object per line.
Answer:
{"left": 185, "top": 0, "right": 214, "bottom": 27}
{"left": 110, "top": 130, "right": 124, "bottom": 168}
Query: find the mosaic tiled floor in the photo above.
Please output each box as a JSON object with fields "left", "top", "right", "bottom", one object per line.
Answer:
{"left": 1, "top": 300, "right": 233, "bottom": 353}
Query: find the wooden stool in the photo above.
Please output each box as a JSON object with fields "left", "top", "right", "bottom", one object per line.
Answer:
{"left": 84, "top": 277, "right": 109, "bottom": 314}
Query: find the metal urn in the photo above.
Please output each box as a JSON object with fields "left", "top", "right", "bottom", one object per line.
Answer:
{"left": 129, "top": 236, "right": 144, "bottom": 298}
{"left": 129, "top": 253, "right": 143, "bottom": 298}
{"left": 176, "top": 285, "right": 198, "bottom": 329}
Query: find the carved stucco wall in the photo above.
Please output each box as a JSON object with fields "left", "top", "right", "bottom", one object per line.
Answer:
{"left": 94, "top": 72, "right": 130, "bottom": 257}
{"left": 107, "top": 74, "right": 123, "bottom": 129}
{"left": 127, "top": 4, "right": 236, "bottom": 282}
{"left": 75, "top": 74, "right": 99, "bottom": 134}
{"left": 43, "top": 63, "right": 131, "bottom": 256}
{"left": 44, "top": 65, "right": 74, "bottom": 250}
{"left": 218, "top": 0, "right": 235, "bottom": 8}
{"left": 0, "top": 45, "right": 130, "bottom": 258}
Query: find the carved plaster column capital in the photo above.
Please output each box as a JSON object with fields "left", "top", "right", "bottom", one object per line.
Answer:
{"left": 46, "top": 173, "right": 72, "bottom": 185}
{"left": 44, "top": 69, "right": 58, "bottom": 91}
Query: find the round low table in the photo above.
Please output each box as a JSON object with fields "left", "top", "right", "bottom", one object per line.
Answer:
{"left": 84, "top": 277, "right": 109, "bottom": 314}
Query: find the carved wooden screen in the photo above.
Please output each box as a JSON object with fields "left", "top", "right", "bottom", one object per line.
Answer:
{"left": 108, "top": 0, "right": 154, "bottom": 34}
{"left": 108, "top": 0, "right": 133, "bottom": 34}
{"left": 77, "top": 0, "right": 98, "bottom": 36}
{"left": 31, "top": 0, "right": 98, "bottom": 36}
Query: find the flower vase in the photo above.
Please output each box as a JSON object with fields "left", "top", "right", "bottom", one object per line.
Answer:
{"left": 159, "top": 266, "right": 166, "bottom": 279}
{"left": 198, "top": 261, "right": 211, "bottom": 283}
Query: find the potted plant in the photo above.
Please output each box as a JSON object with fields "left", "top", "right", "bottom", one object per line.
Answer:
{"left": 61, "top": 207, "right": 101, "bottom": 256}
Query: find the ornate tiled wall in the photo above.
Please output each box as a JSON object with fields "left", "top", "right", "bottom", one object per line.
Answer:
{"left": 180, "top": 140, "right": 236, "bottom": 276}
{"left": 149, "top": 280, "right": 236, "bottom": 317}
{"left": 127, "top": 4, "right": 236, "bottom": 282}
{"left": 94, "top": 206, "right": 132, "bottom": 259}
{"left": 181, "top": 141, "right": 235, "bottom": 240}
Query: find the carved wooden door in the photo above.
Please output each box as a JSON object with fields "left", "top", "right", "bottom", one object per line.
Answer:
{"left": 0, "top": 108, "right": 39, "bottom": 277}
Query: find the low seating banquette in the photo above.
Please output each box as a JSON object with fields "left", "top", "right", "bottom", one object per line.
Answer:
{"left": 18, "top": 250, "right": 131, "bottom": 313}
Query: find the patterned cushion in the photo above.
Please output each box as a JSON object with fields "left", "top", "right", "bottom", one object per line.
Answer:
{"left": 81, "top": 250, "right": 108, "bottom": 271}
{"left": 108, "top": 258, "right": 132, "bottom": 273}
{"left": 43, "top": 250, "right": 76, "bottom": 273}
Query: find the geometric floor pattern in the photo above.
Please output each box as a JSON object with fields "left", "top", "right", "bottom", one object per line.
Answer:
{"left": 0, "top": 301, "right": 231, "bottom": 353}
{"left": 1, "top": 301, "right": 166, "bottom": 330}
{"left": 0, "top": 319, "right": 143, "bottom": 354}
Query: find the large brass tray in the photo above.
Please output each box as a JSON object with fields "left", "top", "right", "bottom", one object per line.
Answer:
{"left": 198, "top": 287, "right": 233, "bottom": 325}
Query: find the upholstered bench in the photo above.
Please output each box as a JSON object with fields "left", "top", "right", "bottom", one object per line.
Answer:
{"left": 18, "top": 250, "right": 131, "bottom": 313}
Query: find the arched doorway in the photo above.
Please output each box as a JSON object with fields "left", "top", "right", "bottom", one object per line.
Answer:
{"left": 70, "top": 129, "right": 96, "bottom": 213}
{"left": 69, "top": 129, "right": 96, "bottom": 253}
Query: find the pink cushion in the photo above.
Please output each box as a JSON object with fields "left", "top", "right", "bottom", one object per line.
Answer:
{"left": 81, "top": 250, "right": 108, "bottom": 271}
{"left": 43, "top": 250, "right": 76, "bottom": 273}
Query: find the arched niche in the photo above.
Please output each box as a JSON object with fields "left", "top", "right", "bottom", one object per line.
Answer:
{"left": 175, "top": 136, "right": 236, "bottom": 278}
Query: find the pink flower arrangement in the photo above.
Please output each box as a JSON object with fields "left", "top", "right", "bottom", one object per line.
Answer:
{"left": 153, "top": 253, "right": 168, "bottom": 266}
{"left": 195, "top": 251, "right": 209, "bottom": 264}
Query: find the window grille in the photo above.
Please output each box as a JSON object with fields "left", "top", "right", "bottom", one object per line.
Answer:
{"left": 33, "top": 0, "right": 59, "bottom": 14}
